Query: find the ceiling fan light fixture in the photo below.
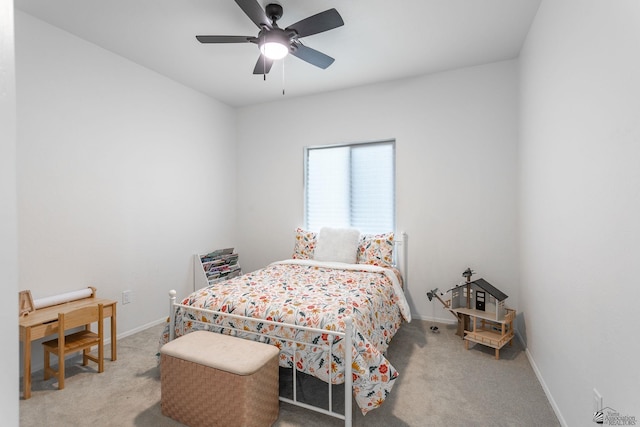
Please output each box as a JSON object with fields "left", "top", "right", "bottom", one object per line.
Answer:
{"left": 260, "top": 42, "right": 289, "bottom": 60}
{"left": 259, "top": 30, "right": 290, "bottom": 60}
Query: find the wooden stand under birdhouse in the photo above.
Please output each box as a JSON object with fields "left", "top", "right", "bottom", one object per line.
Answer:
{"left": 453, "top": 306, "right": 515, "bottom": 359}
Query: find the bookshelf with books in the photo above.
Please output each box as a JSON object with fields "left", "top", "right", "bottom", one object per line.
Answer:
{"left": 194, "top": 248, "right": 241, "bottom": 291}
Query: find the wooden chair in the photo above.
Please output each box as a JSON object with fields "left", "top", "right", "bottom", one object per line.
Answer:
{"left": 42, "top": 304, "right": 104, "bottom": 390}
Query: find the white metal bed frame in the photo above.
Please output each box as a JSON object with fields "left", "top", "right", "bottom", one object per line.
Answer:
{"left": 167, "top": 232, "right": 407, "bottom": 427}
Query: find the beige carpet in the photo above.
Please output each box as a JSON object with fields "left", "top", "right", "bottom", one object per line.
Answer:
{"left": 20, "top": 320, "right": 560, "bottom": 426}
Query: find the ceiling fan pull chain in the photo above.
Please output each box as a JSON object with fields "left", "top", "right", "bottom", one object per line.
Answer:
{"left": 263, "top": 36, "right": 267, "bottom": 81}
{"left": 282, "top": 58, "right": 286, "bottom": 95}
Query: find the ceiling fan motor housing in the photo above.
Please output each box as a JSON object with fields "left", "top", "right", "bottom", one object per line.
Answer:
{"left": 265, "top": 3, "right": 283, "bottom": 23}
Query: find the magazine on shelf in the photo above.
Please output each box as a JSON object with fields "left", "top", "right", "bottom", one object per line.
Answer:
{"left": 199, "top": 248, "right": 241, "bottom": 288}
{"left": 201, "top": 248, "right": 234, "bottom": 261}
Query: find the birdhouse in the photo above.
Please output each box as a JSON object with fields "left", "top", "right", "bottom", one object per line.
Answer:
{"left": 449, "top": 278, "right": 508, "bottom": 322}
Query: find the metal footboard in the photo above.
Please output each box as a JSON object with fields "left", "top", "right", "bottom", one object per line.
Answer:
{"left": 168, "top": 290, "right": 353, "bottom": 427}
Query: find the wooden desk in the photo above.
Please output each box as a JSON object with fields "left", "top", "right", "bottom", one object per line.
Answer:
{"left": 19, "top": 297, "right": 117, "bottom": 399}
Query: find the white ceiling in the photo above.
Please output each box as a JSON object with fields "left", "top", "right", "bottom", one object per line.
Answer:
{"left": 16, "top": 0, "right": 541, "bottom": 108}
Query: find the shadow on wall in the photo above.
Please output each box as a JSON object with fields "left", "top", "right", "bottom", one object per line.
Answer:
{"left": 515, "top": 312, "right": 527, "bottom": 348}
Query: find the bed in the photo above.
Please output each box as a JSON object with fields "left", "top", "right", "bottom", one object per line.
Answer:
{"left": 160, "top": 228, "right": 410, "bottom": 426}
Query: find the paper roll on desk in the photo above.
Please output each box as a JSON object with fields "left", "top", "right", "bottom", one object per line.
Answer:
{"left": 33, "top": 287, "right": 96, "bottom": 310}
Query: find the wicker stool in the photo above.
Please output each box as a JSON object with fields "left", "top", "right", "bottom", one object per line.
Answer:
{"left": 160, "top": 331, "right": 280, "bottom": 427}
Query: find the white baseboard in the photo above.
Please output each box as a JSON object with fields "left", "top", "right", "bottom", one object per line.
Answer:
{"left": 524, "top": 347, "right": 568, "bottom": 427}
{"left": 412, "top": 313, "right": 458, "bottom": 324}
{"left": 116, "top": 317, "right": 167, "bottom": 340}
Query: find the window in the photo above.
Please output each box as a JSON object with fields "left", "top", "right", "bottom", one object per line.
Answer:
{"left": 304, "top": 140, "right": 395, "bottom": 234}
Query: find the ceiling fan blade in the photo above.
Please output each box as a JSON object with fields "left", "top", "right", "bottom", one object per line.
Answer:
{"left": 291, "top": 44, "right": 335, "bottom": 69}
{"left": 286, "top": 8, "right": 344, "bottom": 38}
{"left": 253, "top": 55, "right": 274, "bottom": 75}
{"left": 235, "top": 0, "right": 272, "bottom": 29}
{"left": 196, "top": 35, "right": 257, "bottom": 44}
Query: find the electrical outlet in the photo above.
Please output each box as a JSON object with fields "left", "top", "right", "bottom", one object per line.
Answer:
{"left": 593, "top": 388, "right": 603, "bottom": 412}
{"left": 122, "top": 290, "right": 132, "bottom": 305}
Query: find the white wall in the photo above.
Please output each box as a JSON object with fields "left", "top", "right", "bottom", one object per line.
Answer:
{"left": 236, "top": 61, "right": 519, "bottom": 322}
{"left": 519, "top": 1, "right": 640, "bottom": 424}
{"left": 16, "top": 12, "right": 238, "bottom": 373}
{"left": 0, "top": 0, "right": 19, "bottom": 424}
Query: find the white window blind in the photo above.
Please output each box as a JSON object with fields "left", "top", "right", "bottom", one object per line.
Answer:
{"left": 305, "top": 141, "right": 395, "bottom": 234}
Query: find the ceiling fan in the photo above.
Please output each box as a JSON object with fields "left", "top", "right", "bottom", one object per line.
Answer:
{"left": 196, "top": 0, "right": 344, "bottom": 75}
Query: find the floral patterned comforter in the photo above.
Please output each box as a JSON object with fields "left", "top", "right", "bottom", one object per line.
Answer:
{"left": 160, "top": 259, "right": 411, "bottom": 414}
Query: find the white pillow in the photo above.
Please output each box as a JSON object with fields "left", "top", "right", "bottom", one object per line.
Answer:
{"left": 313, "top": 227, "right": 361, "bottom": 264}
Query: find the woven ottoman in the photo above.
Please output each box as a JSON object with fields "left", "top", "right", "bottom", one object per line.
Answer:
{"left": 160, "top": 331, "right": 280, "bottom": 427}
